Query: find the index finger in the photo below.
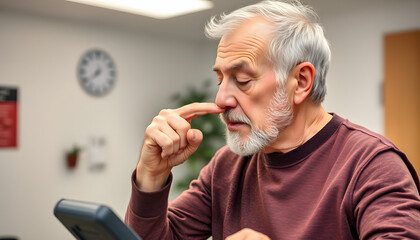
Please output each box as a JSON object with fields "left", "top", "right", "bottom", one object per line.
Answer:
{"left": 175, "top": 102, "right": 224, "bottom": 121}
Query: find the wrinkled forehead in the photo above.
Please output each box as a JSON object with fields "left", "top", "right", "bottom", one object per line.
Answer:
{"left": 216, "top": 17, "right": 273, "bottom": 66}
{"left": 217, "top": 34, "right": 267, "bottom": 65}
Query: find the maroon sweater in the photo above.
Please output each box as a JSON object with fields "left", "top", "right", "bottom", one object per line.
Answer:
{"left": 126, "top": 114, "right": 420, "bottom": 239}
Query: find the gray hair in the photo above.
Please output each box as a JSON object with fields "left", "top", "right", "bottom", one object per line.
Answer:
{"left": 205, "top": 0, "right": 331, "bottom": 103}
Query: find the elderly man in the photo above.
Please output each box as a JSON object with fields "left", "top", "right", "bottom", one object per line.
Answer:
{"left": 125, "top": 1, "right": 420, "bottom": 239}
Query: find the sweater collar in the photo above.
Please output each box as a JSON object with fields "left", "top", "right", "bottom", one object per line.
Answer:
{"left": 262, "top": 113, "right": 343, "bottom": 167}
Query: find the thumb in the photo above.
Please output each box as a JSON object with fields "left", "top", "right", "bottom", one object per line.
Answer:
{"left": 168, "top": 129, "right": 203, "bottom": 168}
{"left": 184, "top": 129, "right": 203, "bottom": 155}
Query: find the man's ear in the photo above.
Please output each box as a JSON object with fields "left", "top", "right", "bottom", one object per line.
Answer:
{"left": 293, "top": 62, "right": 315, "bottom": 105}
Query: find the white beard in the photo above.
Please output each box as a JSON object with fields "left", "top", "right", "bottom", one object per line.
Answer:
{"left": 221, "top": 85, "right": 293, "bottom": 156}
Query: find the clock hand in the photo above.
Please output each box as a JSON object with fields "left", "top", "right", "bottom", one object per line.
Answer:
{"left": 94, "top": 67, "right": 102, "bottom": 77}
{"left": 89, "top": 67, "right": 102, "bottom": 81}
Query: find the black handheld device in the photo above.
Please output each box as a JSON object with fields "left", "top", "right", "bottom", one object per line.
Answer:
{"left": 54, "top": 199, "right": 141, "bottom": 240}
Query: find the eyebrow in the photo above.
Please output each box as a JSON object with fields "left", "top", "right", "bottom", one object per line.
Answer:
{"left": 212, "top": 61, "right": 251, "bottom": 73}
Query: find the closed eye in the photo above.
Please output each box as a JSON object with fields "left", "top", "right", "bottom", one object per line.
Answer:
{"left": 233, "top": 75, "right": 251, "bottom": 86}
{"left": 237, "top": 80, "right": 251, "bottom": 86}
{"left": 216, "top": 73, "right": 223, "bottom": 86}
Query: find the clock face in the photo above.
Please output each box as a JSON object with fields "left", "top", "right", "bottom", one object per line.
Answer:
{"left": 78, "top": 49, "right": 116, "bottom": 96}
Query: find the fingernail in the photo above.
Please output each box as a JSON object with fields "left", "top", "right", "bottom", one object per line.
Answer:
{"left": 190, "top": 131, "right": 196, "bottom": 140}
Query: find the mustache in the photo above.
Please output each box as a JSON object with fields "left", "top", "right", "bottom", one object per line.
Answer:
{"left": 220, "top": 109, "right": 252, "bottom": 126}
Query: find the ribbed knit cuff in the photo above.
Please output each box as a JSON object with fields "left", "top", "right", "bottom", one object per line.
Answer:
{"left": 129, "top": 170, "right": 172, "bottom": 218}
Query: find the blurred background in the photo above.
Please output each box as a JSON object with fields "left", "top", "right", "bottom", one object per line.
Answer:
{"left": 0, "top": 0, "right": 419, "bottom": 239}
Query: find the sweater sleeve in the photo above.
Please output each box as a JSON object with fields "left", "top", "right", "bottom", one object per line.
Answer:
{"left": 352, "top": 150, "right": 420, "bottom": 239}
{"left": 125, "top": 170, "right": 172, "bottom": 239}
{"left": 125, "top": 158, "right": 215, "bottom": 240}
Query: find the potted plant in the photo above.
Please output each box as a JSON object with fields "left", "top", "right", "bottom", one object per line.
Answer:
{"left": 66, "top": 145, "right": 82, "bottom": 169}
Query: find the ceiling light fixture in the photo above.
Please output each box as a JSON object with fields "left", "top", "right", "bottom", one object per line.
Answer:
{"left": 66, "top": 0, "right": 214, "bottom": 19}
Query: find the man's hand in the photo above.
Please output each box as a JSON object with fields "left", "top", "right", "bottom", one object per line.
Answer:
{"left": 226, "top": 228, "right": 271, "bottom": 240}
{"left": 136, "top": 103, "right": 224, "bottom": 192}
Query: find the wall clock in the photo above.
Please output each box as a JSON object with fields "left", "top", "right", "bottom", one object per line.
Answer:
{"left": 78, "top": 49, "right": 116, "bottom": 97}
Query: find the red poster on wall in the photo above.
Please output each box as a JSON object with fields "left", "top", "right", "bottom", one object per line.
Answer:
{"left": 0, "top": 87, "right": 18, "bottom": 148}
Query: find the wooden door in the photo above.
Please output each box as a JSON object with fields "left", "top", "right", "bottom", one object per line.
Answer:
{"left": 384, "top": 30, "right": 420, "bottom": 173}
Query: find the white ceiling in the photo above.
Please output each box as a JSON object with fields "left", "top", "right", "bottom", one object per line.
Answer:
{"left": 0, "top": 0, "right": 382, "bottom": 42}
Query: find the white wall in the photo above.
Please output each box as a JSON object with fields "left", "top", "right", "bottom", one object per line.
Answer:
{"left": 320, "top": 0, "right": 420, "bottom": 133}
{"left": 0, "top": 11, "right": 212, "bottom": 239}
{"left": 0, "top": 0, "right": 419, "bottom": 239}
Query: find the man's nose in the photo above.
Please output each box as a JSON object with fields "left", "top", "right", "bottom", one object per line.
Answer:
{"left": 215, "top": 80, "right": 237, "bottom": 109}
